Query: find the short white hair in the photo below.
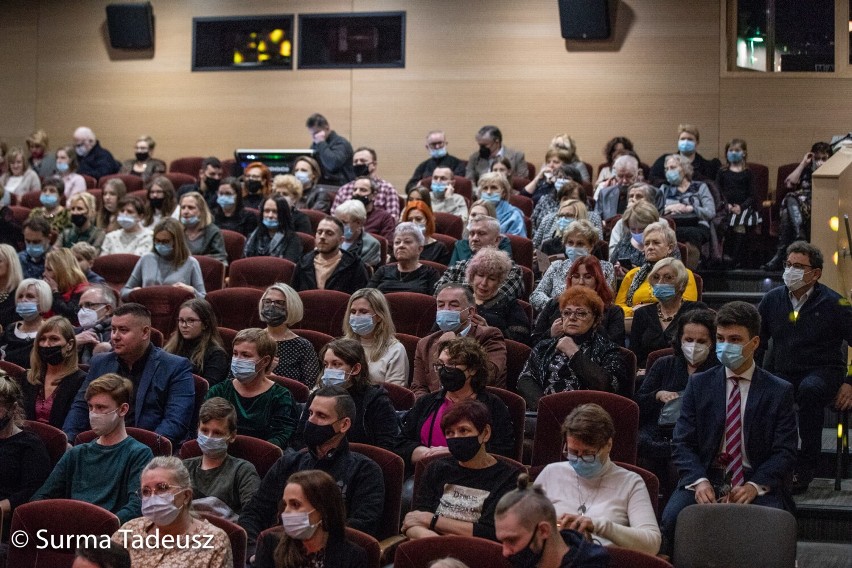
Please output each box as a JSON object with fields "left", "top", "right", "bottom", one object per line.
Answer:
{"left": 73, "top": 126, "right": 95, "bottom": 142}
{"left": 16, "top": 278, "right": 53, "bottom": 312}
{"left": 335, "top": 199, "right": 367, "bottom": 222}
{"left": 470, "top": 215, "right": 500, "bottom": 235}
{"left": 395, "top": 222, "right": 425, "bottom": 246}
{"left": 613, "top": 154, "right": 638, "bottom": 173}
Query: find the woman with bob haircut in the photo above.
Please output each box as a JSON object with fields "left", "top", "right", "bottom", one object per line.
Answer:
{"left": 399, "top": 200, "right": 451, "bottom": 265}
{"left": 271, "top": 174, "right": 312, "bottom": 234}
{"left": 43, "top": 248, "right": 89, "bottom": 325}
{"left": 165, "top": 298, "right": 229, "bottom": 386}
{"left": 242, "top": 161, "right": 272, "bottom": 210}
{"left": 260, "top": 283, "right": 321, "bottom": 388}
{"left": 342, "top": 288, "right": 408, "bottom": 385}
{"left": 54, "top": 192, "right": 105, "bottom": 253}
{"left": 291, "top": 155, "right": 334, "bottom": 213}
{"left": 0, "top": 278, "right": 52, "bottom": 368}
{"left": 466, "top": 248, "right": 530, "bottom": 344}
{"left": 178, "top": 191, "right": 228, "bottom": 264}
{"left": 369, "top": 222, "right": 441, "bottom": 295}
{"left": 0, "top": 243, "right": 23, "bottom": 330}
{"left": 476, "top": 172, "right": 526, "bottom": 237}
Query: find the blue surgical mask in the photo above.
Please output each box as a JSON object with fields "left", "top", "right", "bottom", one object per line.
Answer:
{"left": 196, "top": 432, "right": 229, "bottom": 457}
{"left": 716, "top": 342, "right": 747, "bottom": 371}
{"left": 727, "top": 150, "right": 744, "bottom": 163}
{"left": 564, "top": 246, "right": 588, "bottom": 264}
{"left": 117, "top": 214, "right": 137, "bottom": 230}
{"left": 570, "top": 454, "right": 605, "bottom": 479}
{"left": 665, "top": 169, "right": 682, "bottom": 186}
{"left": 181, "top": 216, "right": 199, "bottom": 226}
{"left": 16, "top": 301, "right": 39, "bottom": 320}
{"left": 554, "top": 178, "right": 567, "bottom": 191}
{"left": 678, "top": 139, "right": 696, "bottom": 153}
{"left": 294, "top": 171, "right": 311, "bottom": 185}
{"left": 26, "top": 243, "right": 45, "bottom": 259}
{"left": 56, "top": 162, "right": 70, "bottom": 173}
{"left": 652, "top": 283, "right": 677, "bottom": 302}
{"left": 631, "top": 231, "right": 645, "bottom": 245}
{"left": 230, "top": 357, "right": 257, "bottom": 382}
{"left": 343, "top": 224, "right": 353, "bottom": 240}
{"left": 431, "top": 182, "right": 447, "bottom": 197}
{"left": 322, "top": 368, "right": 348, "bottom": 387}
{"left": 481, "top": 192, "right": 501, "bottom": 203}
{"left": 40, "top": 194, "right": 58, "bottom": 207}
{"left": 154, "top": 243, "right": 173, "bottom": 257}
{"left": 263, "top": 218, "right": 279, "bottom": 229}
{"left": 216, "top": 194, "right": 236, "bottom": 208}
{"left": 436, "top": 309, "right": 462, "bottom": 332}
{"left": 349, "top": 314, "right": 375, "bottom": 336}
{"left": 430, "top": 147, "right": 448, "bottom": 159}
{"left": 414, "top": 223, "right": 427, "bottom": 234}
{"left": 556, "top": 217, "right": 574, "bottom": 232}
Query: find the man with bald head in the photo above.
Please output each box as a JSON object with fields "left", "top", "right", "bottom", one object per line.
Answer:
{"left": 73, "top": 126, "right": 120, "bottom": 179}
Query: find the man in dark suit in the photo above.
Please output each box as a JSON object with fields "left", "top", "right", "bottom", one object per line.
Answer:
{"left": 660, "top": 301, "right": 797, "bottom": 554}
{"left": 465, "top": 125, "right": 527, "bottom": 183}
{"left": 62, "top": 303, "right": 195, "bottom": 445}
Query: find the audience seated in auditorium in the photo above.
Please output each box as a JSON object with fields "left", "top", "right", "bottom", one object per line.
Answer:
{"left": 241, "top": 161, "right": 272, "bottom": 211}
{"left": 1, "top": 278, "right": 52, "bottom": 369}
{"left": 28, "top": 177, "right": 69, "bottom": 233}
{"left": 405, "top": 399, "right": 522, "bottom": 542}
{"left": 243, "top": 195, "right": 302, "bottom": 263}
{"left": 118, "top": 135, "right": 166, "bottom": 184}
{"left": 55, "top": 192, "right": 105, "bottom": 253}
{"left": 141, "top": 176, "right": 175, "bottom": 229}
{"left": 550, "top": 134, "right": 591, "bottom": 181}
{"left": 212, "top": 176, "right": 259, "bottom": 238}
{"left": 35, "top": 374, "right": 153, "bottom": 524}
{"left": 121, "top": 217, "right": 206, "bottom": 299}
{"left": 369, "top": 222, "right": 442, "bottom": 294}
{"left": 531, "top": 255, "right": 625, "bottom": 347}
{"left": 62, "top": 303, "right": 195, "bottom": 444}
{"left": 660, "top": 302, "right": 797, "bottom": 555}
{"left": 495, "top": 474, "right": 609, "bottom": 568}
{"left": 73, "top": 284, "right": 116, "bottom": 363}
{"left": 54, "top": 145, "right": 87, "bottom": 200}
{"left": 717, "top": 138, "right": 761, "bottom": 266}
{"left": 661, "top": 153, "right": 716, "bottom": 267}
{"left": 97, "top": 177, "right": 126, "bottom": 233}
{"left": 292, "top": 217, "right": 369, "bottom": 294}
{"left": 407, "top": 129, "right": 467, "bottom": 191}
{"left": 757, "top": 241, "right": 852, "bottom": 493}
{"left": 477, "top": 172, "right": 526, "bottom": 237}
{"left": 114, "top": 456, "right": 232, "bottom": 567}
{"left": 253, "top": 469, "right": 368, "bottom": 568}
{"left": 594, "top": 154, "right": 640, "bottom": 222}
{"left": 397, "top": 337, "right": 514, "bottom": 472}
{"left": 21, "top": 316, "right": 86, "bottom": 429}
{"left": 453, "top": 202, "right": 513, "bottom": 262}
{"left": 523, "top": 145, "right": 580, "bottom": 205}
{"left": 26, "top": 129, "right": 56, "bottom": 180}
{"left": 239, "top": 387, "right": 384, "bottom": 556}
{"left": 292, "top": 155, "right": 334, "bottom": 213}
{"left": 178, "top": 191, "right": 228, "bottom": 264}
{"left": 538, "top": 202, "right": 602, "bottom": 262}
{"left": 466, "top": 125, "right": 527, "bottom": 183}
{"left": 183, "top": 397, "right": 261, "bottom": 519}
{"left": 0, "top": 146, "right": 41, "bottom": 202}
{"left": 608, "top": 192, "right": 659, "bottom": 270}
{"left": 467, "top": 248, "right": 530, "bottom": 343}
{"left": 72, "top": 126, "right": 121, "bottom": 179}
{"left": 343, "top": 288, "right": 408, "bottom": 385}
{"left": 100, "top": 195, "right": 152, "bottom": 256}
{"left": 397, "top": 200, "right": 452, "bottom": 265}
{"left": 206, "top": 328, "right": 297, "bottom": 450}
{"left": 332, "top": 147, "right": 401, "bottom": 221}
{"left": 517, "top": 287, "right": 626, "bottom": 410}
{"left": 412, "top": 283, "right": 507, "bottom": 398}
{"left": 430, "top": 166, "right": 469, "bottom": 222}
{"left": 650, "top": 123, "right": 721, "bottom": 184}
{"left": 0, "top": 244, "right": 23, "bottom": 331}
{"left": 531, "top": 219, "right": 615, "bottom": 312}
{"left": 615, "top": 221, "right": 697, "bottom": 318}
{"left": 71, "top": 242, "right": 106, "bottom": 285}
{"left": 293, "top": 343, "right": 399, "bottom": 452}
{"left": 636, "top": 309, "right": 718, "bottom": 491}
{"left": 307, "top": 113, "right": 355, "bottom": 187}
{"left": 334, "top": 198, "right": 382, "bottom": 268}
{"left": 630, "top": 258, "right": 708, "bottom": 368}
{"left": 532, "top": 185, "right": 602, "bottom": 251}
{"left": 164, "top": 298, "right": 229, "bottom": 386}
{"left": 530, "top": 166, "right": 586, "bottom": 233}
{"left": 0, "top": 375, "right": 51, "bottom": 528}
{"left": 271, "top": 174, "right": 313, "bottom": 234}
{"left": 19, "top": 217, "right": 51, "bottom": 279}
{"left": 260, "top": 283, "right": 321, "bottom": 388}
{"left": 596, "top": 136, "right": 636, "bottom": 186}
{"left": 175, "top": 156, "right": 223, "bottom": 207}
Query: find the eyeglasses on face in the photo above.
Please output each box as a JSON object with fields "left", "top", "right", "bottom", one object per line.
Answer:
{"left": 261, "top": 299, "right": 286, "bottom": 308}
{"left": 561, "top": 309, "right": 591, "bottom": 320}
{"left": 137, "top": 483, "right": 181, "bottom": 499}
{"left": 177, "top": 318, "right": 200, "bottom": 326}
{"left": 784, "top": 262, "right": 812, "bottom": 271}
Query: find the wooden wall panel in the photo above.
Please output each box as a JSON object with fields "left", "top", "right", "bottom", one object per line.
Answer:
{"left": 0, "top": 1, "right": 40, "bottom": 145}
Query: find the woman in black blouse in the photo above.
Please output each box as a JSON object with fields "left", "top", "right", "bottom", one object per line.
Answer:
{"left": 213, "top": 177, "right": 258, "bottom": 237}
{"left": 164, "top": 298, "right": 229, "bottom": 386}
{"left": 243, "top": 196, "right": 302, "bottom": 263}
{"left": 398, "top": 200, "right": 451, "bottom": 265}
{"left": 260, "top": 283, "right": 321, "bottom": 388}
{"left": 369, "top": 222, "right": 441, "bottom": 294}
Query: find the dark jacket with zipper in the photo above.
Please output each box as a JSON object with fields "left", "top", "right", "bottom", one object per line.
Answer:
{"left": 292, "top": 248, "right": 369, "bottom": 294}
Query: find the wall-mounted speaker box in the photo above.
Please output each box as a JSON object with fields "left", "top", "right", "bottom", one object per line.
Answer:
{"left": 558, "top": 0, "right": 611, "bottom": 40}
{"left": 106, "top": 3, "right": 154, "bottom": 49}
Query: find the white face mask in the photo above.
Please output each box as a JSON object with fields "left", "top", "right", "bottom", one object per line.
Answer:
{"left": 141, "top": 491, "right": 184, "bottom": 526}
{"left": 281, "top": 510, "right": 319, "bottom": 540}
{"left": 681, "top": 341, "right": 710, "bottom": 366}
{"left": 782, "top": 267, "right": 808, "bottom": 292}
{"left": 77, "top": 307, "right": 100, "bottom": 329}
{"left": 89, "top": 408, "right": 121, "bottom": 436}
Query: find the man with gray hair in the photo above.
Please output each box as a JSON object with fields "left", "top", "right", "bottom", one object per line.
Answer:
{"left": 74, "top": 283, "right": 119, "bottom": 363}
{"left": 594, "top": 154, "right": 640, "bottom": 221}
{"left": 406, "top": 130, "right": 466, "bottom": 190}
{"left": 334, "top": 199, "right": 382, "bottom": 268}
{"left": 72, "top": 126, "right": 120, "bottom": 179}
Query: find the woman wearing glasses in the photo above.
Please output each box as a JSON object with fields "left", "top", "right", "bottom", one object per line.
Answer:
{"left": 535, "top": 404, "right": 661, "bottom": 555}
{"left": 260, "top": 283, "right": 321, "bottom": 388}
{"left": 164, "top": 299, "right": 229, "bottom": 386}
{"left": 115, "top": 456, "right": 232, "bottom": 568}
{"left": 517, "top": 287, "right": 627, "bottom": 411}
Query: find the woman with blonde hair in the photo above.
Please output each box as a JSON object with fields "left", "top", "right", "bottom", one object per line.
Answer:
{"left": 96, "top": 177, "right": 127, "bottom": 232}
{"left": 535, "top": 198, "right": 589, "bottom": 254}
{"left": 119, "top": 135, "right": 166, "bottom": 183}
{"left": 22, "top": 316, "right": 85, "bottom": 428}
{"left": 178, "top": 191, "right": 227, "bottom": 264}
{"left": 476, "top": 172, "right": 526, "bottom": 237}
{"left": 609, "top": 198, "right": 661, "bottom": 273}
{"left": 54, "top": 192, "right": 105, "bottom": 253}
{"left": 343, "top": 288, "right": 408, "bottom": 385}
{"left": 0, "top": 244, "right": 23, "bottom": 330}
{"left": 466, "top": 248, "right": 530, "bottom": 343}
{"left": 260, "top": 283, "right": 321, "bottom": 388}
{"left": 43, "top": 248, "right": 89, "bottom": 324}
{"left": 291, "top": 155, "right": 334, "bottom": 213}
{"left": 0, "top": 146, "right": 41, "bottom": 199}
{"left": 271, "top": 173, "right": 312, "bottom": 233}
{"left": 26, "top": 129, "right": 56, "bottom": 180}
{"left": 0, "top": 278, "right": 52, "bottom": 368}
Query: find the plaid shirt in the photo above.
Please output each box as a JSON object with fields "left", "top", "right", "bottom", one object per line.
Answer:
{"left": 331, "top": 176, "right": 400, "bottom": 219}
{"left": 434, "top": 258, "right": 524, "bottom": 303}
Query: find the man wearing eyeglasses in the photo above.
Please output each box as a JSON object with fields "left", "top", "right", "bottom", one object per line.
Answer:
{"left": 405, "top": 130, "right": 467, "bottom": 191}
{"left": 757, "top": 240, "right": 852, "bottom": 494}
{"left": 74, "top": 284, "right": 118, "bottom": 363}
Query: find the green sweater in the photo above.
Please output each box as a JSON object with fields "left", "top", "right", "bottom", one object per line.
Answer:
{"left": 206, "top": 381, "right": 297, "bottom": 449}
{"left": 31, "top": 436, "right": 152, "bottom": 524}
{"left": 183, "top": 454, "right": 261, "bottom": 515}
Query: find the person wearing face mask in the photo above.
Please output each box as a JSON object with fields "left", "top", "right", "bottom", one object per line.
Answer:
{"left": 18, "top": 217, "right": 52, "bottom": 279}
{"left": 1, "top": 278, "right": 51, "bottom": 369}
{"left": 661, "top": 154, "right": 717, "bottom": 269}
{"left": 118, "top": 135, "right": 166, "bottom": 184}
{"left": 406, "top": 130, "right": 467, "bottom": 191}
{"left": 73, "top": 284, "right": 117, "bottom": 364}
{"left": 649, "top": 123, "right": 720, "bottom": 186}
{"left": 253, "top": 469, "right": 368, "bottom": 568}
{"left": 212, "top": 177, "right": 259, "bottom": 238}
{"left": 271, "top": 174, "right": 313, "bottom": 234}
{"left": 660, "top": 302, "right": 797, "bottom": 556}
{"left": 530, "top": 168, "right": 589, "bottom": 237}
{"left": 33, "top": 374, "right": 154, "bottom": 524}
{"left": 629, "top": 258, "right": 707, "bottom": 368}
{"left": 175, "top": 157, "right": 224, "bottom": 208}
{"left": 242, "top": 161, "right": 272, "bottom": 210}
{"left": 182, "top": 398, "right": 261, "bottom": 519}
{"left": 53, "top": 145, "right": 87, "bottom": 199}
{"left": 71, "top": 126, "right": 120, "bottom": 179}
{"left": 291, "top": 155, "right": 334, "bottom": 214}
{"left": 114, "top": 456, "right": 232, "bottom": 567}
{"left": 341, "top": 288, "right": 408, "bottom": 385}
{"left": 0, "top": 244, "right": 23, "bottom": 331}
{"left": 238, "top": 387, "right": 384, "bottom": 559}
{"left": 637, "top": 309, "right": 718, "bottom": 496}
{"left": 403, "top": 399, "right": 522, "bottom": 542}
{"left": 259, "top": 284, "right": 321, "bottom": 388}
{"left": 28, "top": 177, "right": 70, "bottom": 233}
{"left": 20, "top": 316, "right": 86, "bottom": 429}
{"left": 477, "top": 172, "right": 526, "bottom": 237}
{"left": 430, "top": 166, "right": 470, "bottom": 222}
{"left": 332, "top": 198, "right": 382, "bottom": 268}
{"left": 396, "top": 200, "right": 451, "bottom": 265}
{"left": 99, "top": 195, "right": 153, "bottom": 256}
{"left": 607, "top": 195, "right": 659, "bottom": 273}
{"left": 465, "top": 125, "right": 526, "bottom": 184}
{"left": 292, "top": 338, "right": 398, "bottom": 452}
{"left": 206, "top": 328, "right": 297, "bottom": 450}
{"left": 757, "top": 241, "right": 852, "bottom": 493}
{"left": 178, "top": 192, "right": 228, "bottom": 264}
{"left": 536, "top": 404, "right": 661, "bottom": 555}
{"left": 396, "top": 337, "right": 514, "bottom": 474}
{"left": 534, "top": 197, "right": 599, "bottom": 258}
{"left": 330, "top": 147, "right": 400, "bottom": 220}
{"left": 716, "top": 138, "right": 761, "bottom": 267}
{"left": 142, "top": 176, "right": 176, "bottom": 229}
{"left": 522, "top": 146, "right": 582, "bottom": 205}
{"left": 494, "top": 474, "right": 609, "bottom": 568}
{"left": 243, "top": 196, "right": 302, "bottom": 263}
{"left": 164, "top": 299, "right": 229, "bottom": 386}
{"left": 370, "top": 222, "right": 442, "bottom": 294}
{"left": 55, "top": 193, "right": 106, "bottom": 254}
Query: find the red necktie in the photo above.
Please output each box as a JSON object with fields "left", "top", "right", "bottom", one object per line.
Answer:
{"left": 725, "top": 377, "right": 744, "bottom": 488}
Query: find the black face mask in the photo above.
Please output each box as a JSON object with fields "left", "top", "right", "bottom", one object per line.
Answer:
{"left": 39, "top": 345, "right": 66, "bottom": 366}
{"left": 70, "top": 214, "right": 87, "bottom": 228}
{"left": 478, "top": 145, "right": 492, "bottom": 160}
{"left": 205, "top": 177, "right": 221, "bottom": 193}
{"left": 246, "top": 180, "right": 263, "bottom": 194}
{"left": 149, "top": 197, "right": 164, "bottom": 210}
{"left": 507, "top": 527, "right": 545, "bottom": 568}
{"left": 303, "top": 420, "right": 340, "bottom": 451}
{"left": 438, "top": 366, "right": 467, "bottom": 392}
{"left": 352, "top": 194, "right": 371, "bottom": 207}
{"left": 135, "top": 152, "right": 150, "bottom": 162}
{"left": 353, "top": 164, "right": 370, "bottom": 177}
{"left": 261, "top": 305, "right": 287, "bottom": 327}
{"left": 447, "top": 435, "right": 482, "bottom": 462}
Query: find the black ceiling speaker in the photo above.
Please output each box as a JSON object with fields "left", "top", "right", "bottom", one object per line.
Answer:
{"left": 558, "top": 0, "right": 611, "bottom": 40}
{"left": 106, "top": 2, "right": 154, "bottom": 49}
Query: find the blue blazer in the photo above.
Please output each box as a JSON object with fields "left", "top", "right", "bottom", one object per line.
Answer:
{"left": 62, "top": 346, "right": 195, "bottom": 444}
{"left": 671, "top": 364, "right": 797, "bottom": 492}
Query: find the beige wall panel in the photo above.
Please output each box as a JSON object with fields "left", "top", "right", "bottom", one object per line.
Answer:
{"left": 0, "top": 1, "right": 39, "bottom": 144}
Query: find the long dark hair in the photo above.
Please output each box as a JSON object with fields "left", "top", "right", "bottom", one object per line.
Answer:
{"left": 259, "top": 196, "right": 294, "bottom": 233}
{"left": 164, "top": 299, "right": 224, "bottom": 373}
{"left": 671, "top": 308, "right": 717, "bottom": 360}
